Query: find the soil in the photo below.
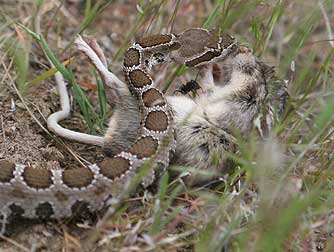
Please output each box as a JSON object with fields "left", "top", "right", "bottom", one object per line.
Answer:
{"left": 0, "top": 75, "right": 103, "bottom": 168}
{"left": 0, "top": 53, "right": 105, "bottom": 252}
{"left": 0, "top": 3, "right": 124, "bottom": 249}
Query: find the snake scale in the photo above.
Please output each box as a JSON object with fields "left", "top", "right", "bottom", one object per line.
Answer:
{"left": 0, "top": 28, "right": 238, "bottom": 232}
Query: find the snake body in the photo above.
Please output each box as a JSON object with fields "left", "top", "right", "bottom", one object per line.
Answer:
{"left": 0, "top": 28, "right": 238, "bottom": 231}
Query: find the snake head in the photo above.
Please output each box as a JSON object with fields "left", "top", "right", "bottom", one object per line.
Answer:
{"left": 171, "top": 28, "right": 239, "bottom": 67}
{"left": 219, "top": 34, "right": 236, "bottom": 49}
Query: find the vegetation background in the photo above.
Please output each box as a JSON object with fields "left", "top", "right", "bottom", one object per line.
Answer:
{"left": 0, "top": 0, "right": 333, "bottom": 251}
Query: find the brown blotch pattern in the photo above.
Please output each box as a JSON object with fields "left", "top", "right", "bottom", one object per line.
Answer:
{"left": 35, "top": 202, "right": 54, "bottom": 219}
{"left": 176, "top": 29, "right": 219, "bottom": 58}
{"left": 207, "top": 42, "right": 219, "bottom": 50}
{"left": 62, "top": 167, "right": 94, "bottom": 188}
{"left": 129, "top": 69, "right": 151, "bottom": 88}
{"left": 54, "top": 191, "right": 69, "bottom": 202}
{"left": 99, "top": 157, "right": 130, "bottom": 180}
{"left": 129, "top": 136, "right": 158, "bottom": 159}
{"left": 186, "top": 51, "right": 221, "bottom": 67}
{"left": 137, "top": 34, "right": 172, "bottom": 48}
{"left": 124, "top": 48, "right": 140, "bottom": 67}
{"left": 0, "top": 159, "right": 15, "bottom": 183}
{"left": 220, "top": 34, "right": 235, "bottom": 48}
{"left": 11, "top": 188, "right": 26, "bottom": 199}
{"left": 145, "top": 111, "right": 168, "bottom": 132}
{"left": 9, "top": 204, "right": 25, "bottom": 216}
{"left": 22, "top": 166, "right": 53, "bottom": 189}
{"left": 71, "top": 201, "right": 91, "bottom": 216}
{"left": 142, "top": 89, "right": 165, "bottom": 107}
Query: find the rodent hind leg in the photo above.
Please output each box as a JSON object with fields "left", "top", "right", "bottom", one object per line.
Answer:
{"left": 103, "top": 94, "right": 141, "bottom": 157}
{"left": 75, "top": 35, "right": 141, "bottom": 156}
{"left": 75, "top": 35, "right": 130, "bottom": 105}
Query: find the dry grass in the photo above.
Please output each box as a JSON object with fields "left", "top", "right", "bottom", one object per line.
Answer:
{"left": 0, "top": 0, "right": 334, "bottom": 251}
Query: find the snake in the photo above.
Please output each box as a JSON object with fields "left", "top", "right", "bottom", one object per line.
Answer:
{"left": 0, "top": 28, "right": 238, "bottom": 232}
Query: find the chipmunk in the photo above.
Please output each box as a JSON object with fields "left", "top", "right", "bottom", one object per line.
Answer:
{"left": 103, "top": 44, "right": 275, "bottom": 184}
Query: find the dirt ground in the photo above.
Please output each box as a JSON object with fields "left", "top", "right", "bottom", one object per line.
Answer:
{"left": 1, "top": 0, "right": 334, "bottom": 251}
{"left": 0, "top": 1, "right": 200, "bottom": 251}
{"left": 0, "top": 2, "right": 135, "bottom": 251}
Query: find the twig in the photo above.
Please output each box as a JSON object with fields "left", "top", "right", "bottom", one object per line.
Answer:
{"left": 272, "top": 116, "right": 334, "bottom": 204}
{"left": 0, "top": 56, "right": 51, "bottom": 137}
{"left": 0, "top": 114, "right": 5, "bottom": 147}
{"left": 155, "top": 199, "right": 202, "bottom": 241}
{"left": 318, "top": 1, "right": 334, "bottom": 48}
{"left": 0, "top": 234, "right": 30, "bottom": 252}
{"left": 1, "top": 45, "right": 89, "bottom": 167}
{"left": 0, "top": 115, "right": 6, "bottom": 157}
{"left": 59, "top": 1, "right": 80, "bottom": 26}
{"left": 34, "top": 9, "right": 105, "bottom": 147}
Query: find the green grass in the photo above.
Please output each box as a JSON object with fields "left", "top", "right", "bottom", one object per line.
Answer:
{"left": 1, "top": 0, "right": 334, "bottom": 251}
